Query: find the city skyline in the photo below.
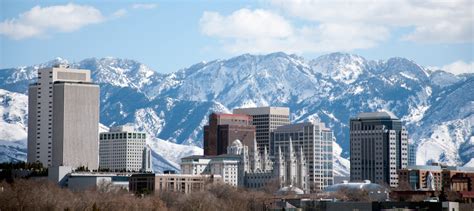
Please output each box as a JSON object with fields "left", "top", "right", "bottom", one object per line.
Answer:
{"left": 1, "top": 0, "right": 472, "bottom": 75}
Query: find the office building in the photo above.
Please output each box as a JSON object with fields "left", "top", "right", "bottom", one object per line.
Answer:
{"left": 141, "top": 145, "right": 152, "bottom": 172}
{"left": 350, "top": 112, "right": 409, "bottom": 188}
{"left": 233, "top": 107, "right": 290, "bottom": 153}
{"left": 67, "top": 172, "right": 130, "bottom": 191}
{"left": 408, "top": 143, "right": 417, "bottom": 166}
{"left": 28, "top": 64, "right": 99, "bottom": 169}
{"left": 99, "top": 125, "right": 148, "bottom": 172}
{"left": 203, "top": 113, "right": 255, "bottom": 156}
{"left": 398, "top": 165, "right": 443, "bottom": 191}
{"left": 272, "top": 121, "right": 334, "bottom": 191}
{"left": 129, "top": 173, "right": 223, "bottom": 194}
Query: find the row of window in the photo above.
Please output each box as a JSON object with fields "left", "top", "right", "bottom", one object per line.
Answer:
{"left": 100, "top": 133, "right": 146, "bottom": 140}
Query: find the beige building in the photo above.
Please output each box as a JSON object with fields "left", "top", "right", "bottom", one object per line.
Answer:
{"left": 272, "top": 121, "right": 331, "bottom": 191}
{"left": 233, "top": 107, "right": 290, "bottom": 153}
{"left": 99, "top": 125, "right": 147, "bottom": 172}
{"left": 129, "top": 173, "right": 223, "bottom": 194}
{"left": 28, "top": 64, "right": 99, "bottom": 169}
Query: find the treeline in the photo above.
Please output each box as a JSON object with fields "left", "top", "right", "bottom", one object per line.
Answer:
{"left": 0, "top": 161, "right": 47, "bottom": 182}
{"left": 0, "top": 179, "right": 167, "bottom": 210}
{"left": 0, "top": 179, "right": 272, "bottom": 210}
{"left": 0, "top": 179, "right": 383, "bottom": 211}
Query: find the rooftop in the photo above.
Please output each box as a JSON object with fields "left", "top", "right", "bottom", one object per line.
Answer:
{"left": 354, "top": 111, "right": 399, "bottom": 120}
{"left": 325, "top": 180, "right": 388, "bottom": 192}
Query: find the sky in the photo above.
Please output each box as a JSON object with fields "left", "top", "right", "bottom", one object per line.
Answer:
{"left": 0, "top": 0, "right": 473, "bottom": 74}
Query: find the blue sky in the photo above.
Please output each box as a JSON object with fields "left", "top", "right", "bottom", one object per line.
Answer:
{"left": 1, "top": 0, "right": 473, "bottom": 74}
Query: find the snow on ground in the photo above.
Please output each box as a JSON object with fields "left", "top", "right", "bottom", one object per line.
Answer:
{"left": 416, "top": 117, "right": 472, "bottom": 166}
{"left": 148, "top": 137, "right": 203, "bottom": 171}
{"left": 465, "top": 158, "right": 474, "bottom": 167}
{"left": 333, "top": 141, "right": 350, "bottom": 176}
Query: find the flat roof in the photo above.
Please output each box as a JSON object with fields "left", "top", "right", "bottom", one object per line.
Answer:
{"left": 353, "top": 111, "right": 399, "bottom": 120}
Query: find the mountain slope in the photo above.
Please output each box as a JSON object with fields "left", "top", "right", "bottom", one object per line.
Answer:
{"left": 0, "top": 53, "right": 472, "bottom": 175}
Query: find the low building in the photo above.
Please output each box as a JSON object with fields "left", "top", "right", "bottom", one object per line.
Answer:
{"left": 129, "top": 173, "right": 223, "bottom": 194}
{"left": 398, "top": 164, "right": 474, "bottom": 202}
{"left": 398, "top": 165, "right": 443, "bottom": 190}
{"left": 324, "top": 180, "right": 389, "bottom": 201}
{"left": 67, "top": 172, "right": 130, "bottom": 191}
{"left": 181, "top": 139, "right": 276, "bottom": 188}
{"left": 267, "top": 199, "right": 460, "bottom": 211}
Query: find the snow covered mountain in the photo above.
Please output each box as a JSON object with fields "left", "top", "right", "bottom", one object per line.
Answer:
{"left": 0, "top": 52, "right": 472, "bottom": 175}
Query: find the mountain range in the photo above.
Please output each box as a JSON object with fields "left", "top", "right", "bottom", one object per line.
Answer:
{"left": 0, "top": 52, "right": 472, "bottom": 175}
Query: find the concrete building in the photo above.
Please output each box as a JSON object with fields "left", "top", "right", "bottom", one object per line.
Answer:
{"left": 203, "top": 113, "right": 256, "bottom": 156}
{"left": 398, "top": 165, "right": 443, "bottom": 190}
{"left": 67, "top": 172, "right": 130, "bottom": 191}
{"left": 181, "top": 156, "right": 212, "bottom": 175}
{"left": 141, "top": 145, "right": 152, "bottom": 172}
{"left": 398, "top": 165, "right": 474, "bottom": 191}
{"left": 408, "top": 143, "right": 417, "bottom": 166}
{"left": 273, "top": 121, "right": 334, "bottom": 191}
{"left": 129, "top": 173, "right": 223, "bottom": 194}
{"left": 28, "top": 64, "right": 98, "bottom": 168}
{"left": 99, "top": 125, "right": 147, "bottom": 172}
{"left": 233, "top": 107, "right": 290, "bottom": 154}
{"left": 181, "top": 154, "right": 241, "bottom": 186}
{"left": 349, "top": 112, "right": 408, "bottom": 188}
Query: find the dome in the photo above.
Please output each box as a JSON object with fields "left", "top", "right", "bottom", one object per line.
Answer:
{"left": 276, "top": 185, "right": 305, "bottom": 195}
{"left": 231, "top": 139, "right": 243, "bottom": 148}
{"left": 325, "top": 180, "right": 387, "bottom": 192}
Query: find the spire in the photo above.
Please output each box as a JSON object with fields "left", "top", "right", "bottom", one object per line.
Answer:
{"left": 288, "top": 137, "right": 294, "bottom": 158}
{"left": 253, "top": 138, "right": 258, "bottom": 153}
{"left": 263, "top": 145, "right": 268, "bottom": 160}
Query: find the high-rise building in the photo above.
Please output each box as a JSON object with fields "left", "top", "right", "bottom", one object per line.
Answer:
{"left": 350, "top": 112, "right": 408, "bottom": 188}
{"left": 272, "top": 121, "right": 334, "bottom": 191}
{"left": 203, "top": 113, "right": 255, "bottom": 156}
{"left": 408, "top": 143, "right": 417, "bottom": 166}
{"left": 141, "top": 145, "right": 152, "bottom": 172}
{"left": 233, "top": 107, "right": 290, "bottom": 153}
{"left": 99, "top": 125, "right": 147, "bottom": 172}
{"left": 28, "top": 64, "right": 99, "bottom": 168}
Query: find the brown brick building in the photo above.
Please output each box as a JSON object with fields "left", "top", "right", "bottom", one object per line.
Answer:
{"left": 397, "top": 165, "right": 474, "bottom": 202}
{"left": 203, "top": 113, "right": 255, "bottom": 156}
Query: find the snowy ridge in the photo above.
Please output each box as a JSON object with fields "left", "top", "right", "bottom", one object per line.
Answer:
{"left": 0, "top": 52, "right": 473, "bottom": 175}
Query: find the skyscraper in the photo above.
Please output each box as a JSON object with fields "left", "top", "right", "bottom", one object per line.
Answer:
{"left": 28, "top": 64, "right": 99, "bottom": 169}
{"left": 203, "top": 113, "right": 255, "bottom": 156}
{"left": 272, "top": 121, "right": 334, "bottom": 191}
{"left": 233, "top": 107, "right": 290, "bottom": 154}
{"left": 349, "top": 112, "right": 408, "bottom": 188}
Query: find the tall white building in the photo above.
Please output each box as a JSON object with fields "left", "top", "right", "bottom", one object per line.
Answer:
{"left": 99, "top": 125, "right": 148, "bottom": 172}
{"left": 233, "top": 107, "right": 290, "bottom": 153}
{"left": 181, "top": 154, "right": 241, "bottom": 186}
{"left": 273, "top": 121, "right": 334, "bottom": 191}
{"left": 27, "top": 64, "right": 99, "bottom": 169}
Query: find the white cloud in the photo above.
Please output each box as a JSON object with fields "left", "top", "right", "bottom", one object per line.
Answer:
{"left": 200, "top": 9, "right": 389, "bottom": 54}
{"left": 200, "top": 9, "right": 293, "bottom": 39}
{"left": 270, "top": 0, "right": 473, "bottom": 43}
{"left": 132, "top": 3, "right": 158, "bottom": 10}
{"left": 112, "top": 9, "right": 128, "bottom": 18}
{"left": 0, "top": 3, "right": 119, "bottom": 40}
{"left": 431, "top": 61, "right": 474, "bottom": 75}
